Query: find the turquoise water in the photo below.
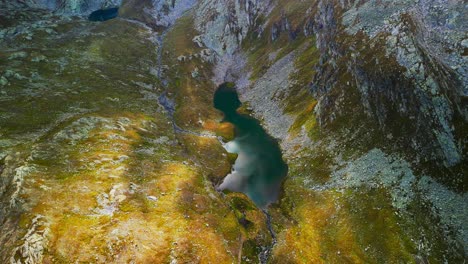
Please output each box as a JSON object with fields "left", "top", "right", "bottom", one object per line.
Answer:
{"left": 214, "top": 83, "right": 288, "bottom": 208}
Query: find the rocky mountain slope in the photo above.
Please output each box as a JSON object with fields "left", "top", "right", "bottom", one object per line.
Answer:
{"left": 0, "top": 0, "right": 466, "bottom": 263}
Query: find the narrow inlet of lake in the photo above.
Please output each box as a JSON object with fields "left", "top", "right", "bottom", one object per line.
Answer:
{"left": 214, "top": 83, "right": 288, "bottom": 208}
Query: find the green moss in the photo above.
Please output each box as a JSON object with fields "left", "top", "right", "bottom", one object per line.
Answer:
{"left": 290, "top": 149, "right": 333, "bottom": 185}
{"left": 241, "top": 239, "right": 262, "bottom": 263}
{"left": 279, "top": 40, "right": 322, "bottom": 141}
{"left": 335, "top": 187, "right": 416, "bottom": 263}
{"left": 227, "top": 152, "right": 238, "bottom": 165}
{"left": 272, "top": 182, "right": 421, "bottom": 263}
{"left": 229, "top": 194, "right": 257, "bottom": 212}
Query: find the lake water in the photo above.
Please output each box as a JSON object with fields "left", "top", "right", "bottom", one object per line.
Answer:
{"left": 214, "top": 83, "right": 288, "bottom": 208}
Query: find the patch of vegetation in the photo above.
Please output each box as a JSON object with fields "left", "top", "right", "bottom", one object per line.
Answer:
{"left": 271, "top": 183, "right": 422, "bottom": 263}
{"left": 242, "top": 0, "right": 316, "bottom": 81}
{"left": 0, "top": 13, "right": 254, "bottom": 262}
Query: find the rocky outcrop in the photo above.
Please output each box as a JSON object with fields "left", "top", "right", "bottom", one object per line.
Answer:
{"left": 194, "top": 0, "right": 271, "bottom": 56}
{"left": 241, "top": 52, "right": 295, "bottom": 141}
{"left": 311, "top": 0, "right": 466, "bottom": 171}
{"left": 4, "top": 0, "right": 122, "bottom": 14}
{"left": 10, "top": 215, "right": 49, "bottom": 264}
{"left": 119, "top": 0, "right": 196, "bottom": 28}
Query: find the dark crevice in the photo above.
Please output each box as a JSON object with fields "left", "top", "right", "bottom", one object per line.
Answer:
{"left": 88, "top": 7, "right": 119, "bottom": 22}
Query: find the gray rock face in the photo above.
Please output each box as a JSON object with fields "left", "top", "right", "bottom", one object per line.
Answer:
{"left": 119, "top": 0, "right": 196, "bottom": 28}
{"left": 345, "top": 0, "right": 467, "bottom": 167}
{"left": 241, "top": 52, "right": 295, "bottom": 141}
{"left": 326, "top": 148, "right": 468, "bottom": 253}
{"left": 10, "top": 215, "right": 49, "bottom": 264}
{"left": 270, "top": 14, "right": 297, "bottom": 41}
{"left": 311, "top": 0, "right": 466, "bottom": 169}
{"left": 6, "top": 0, "right": 122, "bottom": 14}
{"left": 344, "top": 0, "right": 467, "bottom": 91}
{"left": 194, "top": 0, "right": 271, "bottom": 56}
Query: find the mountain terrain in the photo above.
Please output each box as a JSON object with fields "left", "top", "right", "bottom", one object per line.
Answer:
{"left": 0, "top": 0, "right": 466, "bottom": 263}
